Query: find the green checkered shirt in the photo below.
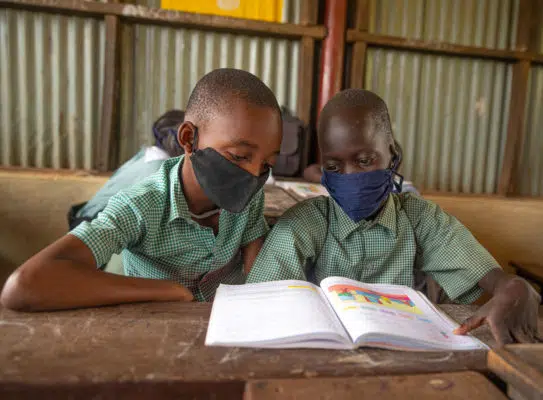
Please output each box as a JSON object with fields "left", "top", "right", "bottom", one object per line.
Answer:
{"left": 247, "top": 193, "right": 500, "bottom": 304}
{"left": 71, "top": 156, "right": 269, "bottom": 302}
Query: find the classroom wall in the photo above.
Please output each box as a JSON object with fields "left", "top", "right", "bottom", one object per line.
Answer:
{"left": 359, "top": 0, "right": 517, "bottom": 195}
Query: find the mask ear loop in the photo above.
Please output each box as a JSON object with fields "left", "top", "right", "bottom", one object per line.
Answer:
{"left": 153, "top": 127, "right": 163, "bottom": 149}
{"left": 389, "top": 157, "right": 403, "bottom": 192}
{"left": 191, "top": 126, "right": 199, "bottom": 152}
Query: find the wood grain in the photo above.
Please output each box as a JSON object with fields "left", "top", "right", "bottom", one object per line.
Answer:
{"left": 488, "top": 345, "right": 543, "bottom": 400}
{"left": 245, "top": 371, "right": 507, "bottom": 400}
{"left": 0, "top": 303, "right": 505, "bottom": 387}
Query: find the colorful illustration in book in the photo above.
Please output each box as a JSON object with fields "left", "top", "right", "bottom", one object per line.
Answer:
{"left": 327, "top": 284, "right": 423, "bottom": 315}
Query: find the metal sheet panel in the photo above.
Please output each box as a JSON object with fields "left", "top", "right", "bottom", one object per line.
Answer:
{"left": 0, "top": 9, "right": 105, "bottom": 170}
{"left": 368, "top": 0, "right": 518, "bottom": 50}
{"left": 118, "top": 25, "right": 299, "bottom": 163}
{"left": 518, "top": 66, "right": 543, "bottom": 196}
{"left": 365, "top": 49, "right": 512, "bottom": 194}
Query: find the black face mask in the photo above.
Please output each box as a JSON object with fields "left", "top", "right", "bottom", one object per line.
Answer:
{"left": 190, "top": 128, "right": 269, "bottom": 213}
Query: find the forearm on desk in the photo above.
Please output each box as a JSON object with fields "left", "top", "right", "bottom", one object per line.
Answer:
{"left": 1, "top": 259, "right": 192, "bottom": 311}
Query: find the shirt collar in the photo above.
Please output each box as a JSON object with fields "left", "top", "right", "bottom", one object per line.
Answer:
{"left": 168, "top": 155, "right": 191, "bottom": 223}
{"left": 331, "top": 194, "right": 398, "bottom": 240}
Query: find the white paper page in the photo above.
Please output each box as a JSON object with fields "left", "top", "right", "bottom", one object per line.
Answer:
{"left": 205, "top": 281, "right": 351, "bottom": 349}
{"left": 320, "top": 277, "right": 485, "bottom": 350}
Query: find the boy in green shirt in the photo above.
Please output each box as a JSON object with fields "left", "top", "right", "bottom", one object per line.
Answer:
{"left": 247, "top": 89, "right": 540, "bottom": 345}
{"left": 2, "top": 69, "right": 282, "bottom": 310}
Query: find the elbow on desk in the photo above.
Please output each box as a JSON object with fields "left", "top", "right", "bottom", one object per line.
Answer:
{"left": 1, "top": 266, "right": 42, "bottom": 311}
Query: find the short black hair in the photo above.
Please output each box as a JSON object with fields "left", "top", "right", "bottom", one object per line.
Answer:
{"left": 318, "top": 89, "right": 400, "bottom": 162}
{"left": 152, "top": 109, "right": 185, "bottom": 157}
{"left": 185, "top": 68, "right": 280, "bottom": 126}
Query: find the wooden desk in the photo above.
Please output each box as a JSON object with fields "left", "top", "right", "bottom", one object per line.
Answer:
{"left": 245, "top": 371, "right": 507, "bottom": 400}
{"left": 488, "top": 344, "right": 543, "bottom": 400}
{"left": 1, "top": 303, "right": 541, "bottom": 399}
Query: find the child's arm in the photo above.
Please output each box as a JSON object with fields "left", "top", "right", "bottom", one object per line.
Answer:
{"left": 241, "top": 236, "right": 265, "bottom": 275}
{"left": 1, "top": 193, "right": 193, "bottom": 311}
{"left": 453, "top": 269, "right": 541, "bottom": 346}
{"left": 0, "top": 235, "right": 193, "bottom": 311}
{"left": 302, "top": 164, "right": 323, "bottom": 183}
{"left": 406, "top": 195, "right": 540, "bottom": 345}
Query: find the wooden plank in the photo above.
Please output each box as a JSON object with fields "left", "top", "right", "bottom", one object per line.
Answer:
{"left": 97, "top": 15, "right": 121, "bottom": 172}
{"left": 346, "top": 31, "right": 532, "bottom": 61}
{"left": 299, "top": 0, "right": 318, "bottom": 26}
{"left": 488, "top": 346, "right": 543, "bottom": 400}
{"left": 0, "top": 304, "right": 511, "bottom": 387}
{"left": 297, "top": 36, "right": 316, "bottom": 169}
{"left": 2, "top": 381, "right": 243, "bottom": 400}
{"left": 497, "top": 60, "right": 531, "bottom": 195}
{"left": 497, "top": 0, "right": 537, "bottom": 195}
{"left": 297, "top": 0, "right": 318, "bottom": 168}
{"left": 349, "top": 0, "right": 371, "bottom": 88}
{"left": 0, "top": 0, "right": 326, "bottom": 39}
{"left": 245, "top": 372, "right": 507, "bottom": 400}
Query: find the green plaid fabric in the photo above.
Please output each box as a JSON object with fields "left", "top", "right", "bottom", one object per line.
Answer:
{"left": 71, "top": 156, "right": 269, "bottom": 302}
{"left": 247, "top": 193, "right": 499, "bottom": 304}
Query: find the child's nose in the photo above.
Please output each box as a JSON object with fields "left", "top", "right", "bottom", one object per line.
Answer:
{"left": 344, "top": 163, "right": 363, "bottom": 175}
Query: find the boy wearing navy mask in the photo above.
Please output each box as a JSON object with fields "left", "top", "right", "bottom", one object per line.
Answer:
{"left": 247, "top": 89, "right": 540, "bottom": 346}
{"left": 2, "top": 69, "right": 282, "bottom": 310}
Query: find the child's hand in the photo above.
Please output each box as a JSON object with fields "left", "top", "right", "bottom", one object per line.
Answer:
{"left": 453, "top": 276, "right": 541, "bottom": 346}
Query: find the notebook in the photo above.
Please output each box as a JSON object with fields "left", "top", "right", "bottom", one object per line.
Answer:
{"left": 205, "top": 277, "right": 487, "bottom": 351}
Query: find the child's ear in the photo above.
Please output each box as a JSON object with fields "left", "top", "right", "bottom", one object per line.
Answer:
{"left": 390, "top": 139, "right": 403, "bottom": 169}
{"left": 177, "top": 122, "right": 196, "bottom": 155}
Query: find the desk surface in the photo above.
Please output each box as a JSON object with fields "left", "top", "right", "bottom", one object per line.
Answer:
{"left": 2, "top": 303, "right": 541, "bottom": 387}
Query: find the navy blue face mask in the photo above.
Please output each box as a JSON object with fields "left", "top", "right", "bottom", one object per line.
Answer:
{"left": 190, "top": 128, "right": 269, "bottom": 214}
{"left": 321, "top": 166, "right": 403, "bottom": 223}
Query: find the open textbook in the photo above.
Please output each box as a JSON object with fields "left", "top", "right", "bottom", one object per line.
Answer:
{"left": 205, "top": 277, "right": 487, "bottom": 351}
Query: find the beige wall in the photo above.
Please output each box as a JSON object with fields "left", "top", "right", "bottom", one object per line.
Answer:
{"left": 1, "top": 170, "right": 542, "bottom": 286}
{"left": 0, "top": 170, "right": 107, "bottom": 284}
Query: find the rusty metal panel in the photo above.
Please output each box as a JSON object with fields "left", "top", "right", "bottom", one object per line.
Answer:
{"left": 368, "top": 0, "right": 518, "bottom": 50}
{"left": 118, "top": 25, "right": 300, "bottom": 163}
{"left": 0, "top": 9, "right": 105, "bottom": 170}
{"left": 365, "top": 48, "right": 512, "bottom": 194}
{"left": 518, "top": 66, "right": 543, "bottom": 196}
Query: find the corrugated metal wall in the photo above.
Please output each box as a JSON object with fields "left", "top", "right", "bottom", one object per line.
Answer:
{"left": 0, "top": 9, "right": 105, "bottom": 170}
{"left": 118, "top": 1, "right": 301, "bottom": 163}
{"left": 368, "top": 0, "right": 518, "bottom": 50}
{"left": 361, "top": 0, "right": 518, "bottom": 194}
{"left": 364, "top": 50, "right": 511, "bottom": 194}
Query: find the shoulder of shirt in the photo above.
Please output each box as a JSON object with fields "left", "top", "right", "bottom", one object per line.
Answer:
{"left": 391, "top": 192, "right": 442, "bottom": 221}
{"left": 279, "top": 195, "right": 329, "bottom": 221}
{"left": 113, "top": 157, "right": 180, "bottom": 213}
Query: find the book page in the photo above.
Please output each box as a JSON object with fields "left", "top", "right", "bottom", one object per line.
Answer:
{"left": 320, "top": 277, "right": 485, "bottom": 350}
{"left": 275, "top": 181, "right": 329, "bottom": 200}
{"left": 205, "top": 281, "right": 351, "bottom": 349}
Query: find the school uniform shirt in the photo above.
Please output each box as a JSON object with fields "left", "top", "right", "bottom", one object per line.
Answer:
{"left": 76, "top": 146, "right": 170, "bottom": 221}
{"left": 246, "top": 193, "right": 500, "bottom": 304}
{"left": 71, "top": 156, "right": 270, "bottom": 302}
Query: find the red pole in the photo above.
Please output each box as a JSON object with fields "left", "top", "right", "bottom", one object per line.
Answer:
{"left": 317, "top": 0, "right": 347, "bottom": 115}
{"left": 316, "top": 0, "right": 347, "bottom": 159}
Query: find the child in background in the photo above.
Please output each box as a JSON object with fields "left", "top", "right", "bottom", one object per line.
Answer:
{"left": 69, "top": 110, "right": 185, "bottom": 230}
{"left": 247, "top": 89, "right": 540, "bottom": 346}
{"left": 1, "top": 69, "right": 283, "bottom": 310}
